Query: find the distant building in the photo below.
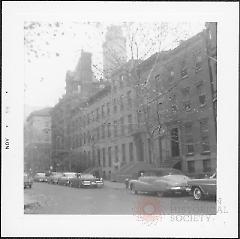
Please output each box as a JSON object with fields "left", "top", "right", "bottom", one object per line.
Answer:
{"left": 51, "top": 50, "right": 103, "bottom": 172}
{"left": 24, "top": 107, "right": 52, "bottom": 172}
{"left": 102, "top": 25, "right": 127, "bottom": 79}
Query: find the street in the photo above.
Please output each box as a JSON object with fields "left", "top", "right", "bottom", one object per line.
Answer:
{"left": 24, "top": 182, "right": 216, "bottom": 215}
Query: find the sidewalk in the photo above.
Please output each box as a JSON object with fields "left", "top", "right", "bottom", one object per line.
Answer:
{"left": 104, "top": 180, "right": 126, "bottom": 190}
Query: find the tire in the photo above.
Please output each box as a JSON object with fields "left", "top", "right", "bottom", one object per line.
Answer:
{"left": 130, "top": 184, "right": 138, "bottom": 194}
{"left": 193, "top": 187, "right": 203, "bottom": 200}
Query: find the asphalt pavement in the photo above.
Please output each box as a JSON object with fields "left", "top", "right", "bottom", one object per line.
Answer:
{"left": 24, "top": 181, "right": 216, "bottom": 215}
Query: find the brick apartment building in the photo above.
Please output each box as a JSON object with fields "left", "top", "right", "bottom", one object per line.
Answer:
{"left": 65, "top": 60, "right": 140, "bottom": 179}
{"left": 132, "top": 23, "right": 217, "bottom": 177}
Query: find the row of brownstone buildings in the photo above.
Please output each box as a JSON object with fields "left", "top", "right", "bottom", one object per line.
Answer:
{"left": 50, "top": 23, "right": 217, "bottom": 179}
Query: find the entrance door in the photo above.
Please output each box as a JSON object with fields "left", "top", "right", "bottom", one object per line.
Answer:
{"left": 158, "top": 136, "right": 163, "bottom": 166}
{"left": 171, "top": 128, "right": 180, "bottom": 157}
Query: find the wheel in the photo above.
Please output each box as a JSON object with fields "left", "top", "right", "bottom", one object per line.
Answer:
{"left": 193, "top": 187, "right": 203, "bottom": 200}
{"left": 130, "top": 184, "right": 138, "bottom": 194}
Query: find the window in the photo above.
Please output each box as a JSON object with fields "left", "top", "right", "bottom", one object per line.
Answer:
{"left": 114, "top": 120, "right": 118, "bottom": 137}
{"left": 115, "top": 145, "right": 119, "bottom": 163}
{"left": 113, "top": 99, "right": 117, "bottom": 113}
{"left": 129, "top": 142, "right": 134, "bottom": 161}
{"left": 195, "top": 55, "right": 202, "bottom": 72}
{"left": 168, "top": 68, "right": 174, "bottom": 82}
{"left": 181, "top": 87, "right": 190, "bottom": 97}
{"left": 127, "top": 91, "right": 132, "bottom": 107}
{"left": 92, "top": 149, "right": 96, "bottom": 165}
{"left": 102, "top": 148, "right": 106, "bottom": 167}
{"left": 101, "top": 104, "right": 105, "bottom": 118}
{"left": 171, "top": 128, "right": 180, "bottom": 157}
{"left": 96, "top": 127, "right": 100, "bottom": 140}
{"left": 120, "top": 117, "right": 124, "bottom": 135}
{"left": 169, "top": 94, "right": 177, "bottom": 112}
{"left": 97, "top": 149, "right": 101, "bottom": 166}
{"left": 87, "top": 131, "right": 90, "bottom": 143}
{"left": 203, "top": 159, "right": 211, "bottom": 172}
{"left": 122, "top": 144, "right": 126, "bottom": 163}
{"left": 87, "top": 114, "right": 90, "bottom": 125}
{"left": 119, "top": 75, "right": 124, "bottom": 88}
{"left": 128, "top": 114, "right": 133, "bottom": 133}
{"left": 108, "top": 147, "right": 112, "bottom": 167}
{"left": 107, "top": 123, "right": 111, "bottom": 137}
{"left": 183, "top": 101, "right": 191, "bottom": 112}
{"left": 101, "top": 124, "right": 105, "bottom": 139}
{"left": 197, "top": 83, "right": 206, "bottom": 106}
{"left": 107, "top": 102, "right": 110, "bottom": 115}
{"left": 112, "top": 80, "right": 117, "bottom": 92}
{"left": 120, "top": 95, "right": 124, "bottom": 111}
{"left": 96, "top": 108, "right": 99, "bottom": 121}
{"left": 184, "top": 122, "right": 194, "bottom": 155}
{"left": 187, "top": 161, "right": 195, "bottom": 173}
{"left": 180, "top": 60, "right": 188, "bottom": 78}
{"left": 200, "top": 119, "right": 210, "bottom": 153}
{"left": 87, "top": 151, "right": 91, "bottom": 167}
{"left": 137, "top": 110, "right": 142, "bottom": 127}
{"left": 201, "top": 135, "right": 210, "bottom": 153}
{"left": 200, "top": 119, "right": 209, "bottom": 133}
{"left": 155, "top": 74, "right": 161, "bottom": 89}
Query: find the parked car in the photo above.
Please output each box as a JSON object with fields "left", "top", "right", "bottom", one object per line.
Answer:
{"left": 47, "top": 172, "right": 63, "bottom": 184}
{"left": 58, "top": 172, "right": 77, "bottom": 186}
{"left": 186, "top": 172, "right": 216, "bottom": 200}
{"left": 128, "top": 168, "right": 190, "bottom": 196}
{"left": 33, "top": 172, "right": 47, "bottom": 182}
{"left": 69, "top": 173, "right": 104, "bottom": 188}
{"left": 24, "top": 172, "right": 33, "bottom": 189}
{"left": 125, "top": 170, "right": 147, "bottom": 189}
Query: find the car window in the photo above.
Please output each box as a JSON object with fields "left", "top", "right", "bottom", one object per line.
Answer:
{"left": 142, "top": 169, "right": 184, "bottom": 177}
{"left": 210, "top": 173, "right": 216, "bottom": 179}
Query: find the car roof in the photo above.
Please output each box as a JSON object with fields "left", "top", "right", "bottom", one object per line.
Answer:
{"left": 141, "top": 168, "right": 182, "bottom": 172}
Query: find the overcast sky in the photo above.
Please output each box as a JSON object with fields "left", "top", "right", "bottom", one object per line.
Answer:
{"left": 24, "top": 22, "right": 205, "bottom": 109}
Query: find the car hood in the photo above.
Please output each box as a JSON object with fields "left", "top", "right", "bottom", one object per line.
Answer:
{"left": 161, "top": 175, "right": 190, "bottom": 186}
{"left": 188, "top": 178, "right": 216, "bottom": 185}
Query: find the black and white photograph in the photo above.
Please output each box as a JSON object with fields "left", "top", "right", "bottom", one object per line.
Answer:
{"left": 2, "top": 2, "right": 238, "bottom": 238}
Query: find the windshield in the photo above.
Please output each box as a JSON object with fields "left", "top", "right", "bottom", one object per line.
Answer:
{"left": 80, "top": 174, "right": 95, "bottom": 180}
{"left": 143, "top": 169, "right": 184, "bottom": 177}
{"left": 36, "top": 173, "right": 45, "bottom": 176}
{"left": 64, "top": 173, "right": 76, "bottom": 177}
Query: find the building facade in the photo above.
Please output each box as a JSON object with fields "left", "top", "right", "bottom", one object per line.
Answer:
{"left": 51, "top": 23, "right": 217, "bottom": 178}
{"left": 68, "top": 61, "right": 140, "bottom": 179}
{"left": 24, "top": 107, "right": 52, "bottom": 172}
{"left": 132, "top": 27, "right": 217, "bottom": 177}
